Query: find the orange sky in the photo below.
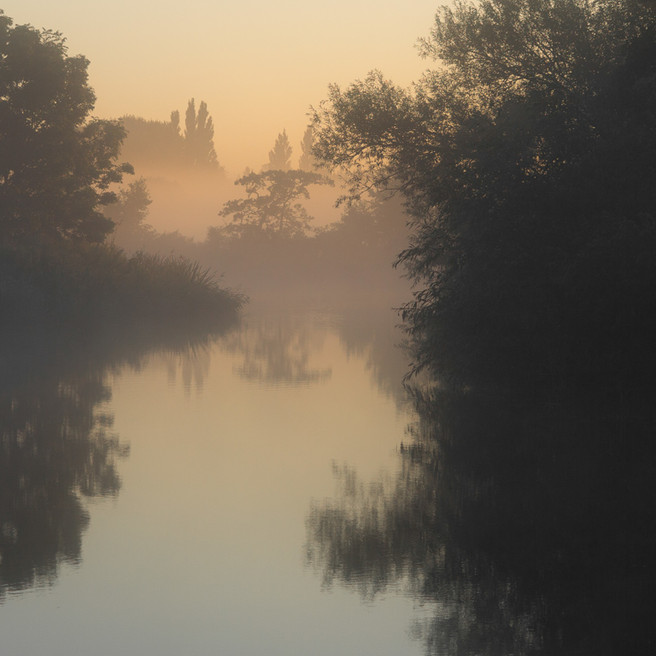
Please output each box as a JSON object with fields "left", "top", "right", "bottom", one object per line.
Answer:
{"left": 3, "top": 1, "right": 442, "bottom": 175}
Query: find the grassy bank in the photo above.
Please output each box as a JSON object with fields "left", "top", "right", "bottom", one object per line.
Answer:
{"left": 0, "top": 243, "right": 245, "bottom": 333}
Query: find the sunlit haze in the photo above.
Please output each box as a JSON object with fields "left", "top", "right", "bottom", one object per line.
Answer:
{"left": 2, "top": 3, "right": 655, "bottom": 654}
{"left": 3, "top": 0, "right": 440, "bottom": 175}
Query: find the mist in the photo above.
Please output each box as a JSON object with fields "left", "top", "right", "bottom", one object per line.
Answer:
{"left": 107, "top": 103, "right": 410, "bottom": 307}
{"left": 2, "top": 3, "right": 655, "bottom": 656}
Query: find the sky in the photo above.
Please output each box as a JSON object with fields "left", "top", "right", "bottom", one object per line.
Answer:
{"left": 2, "top": 0, "right": 442, "bottom": 175}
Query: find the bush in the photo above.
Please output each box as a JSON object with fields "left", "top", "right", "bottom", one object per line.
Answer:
{"left": 0, "top": 243, "right": 244, "bottom": 332}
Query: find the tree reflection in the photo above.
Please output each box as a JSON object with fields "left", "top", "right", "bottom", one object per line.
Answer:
{"left": 0, "top": 320, "right": 232, "bottom": 600}
{"left": 334, "top": 306, "right": 411, "bottom": 408}
{"left": 221, "top": 315, "right": 331, "bottom": 386}
{"left": 160, "top": 342, "right": 213, "bottom": 394}
{"left": 0, "top": 363, "right": 125, "bottom": 597}
{"left": 221, "top": 307, "right": 412, "bottom": 401}
{"left": 306, "top": 385, "right": 656, "bottom": 655}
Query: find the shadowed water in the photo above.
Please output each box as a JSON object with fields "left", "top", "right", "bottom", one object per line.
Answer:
{"left": 307, "top": 382, "right": 656, "bottom": 655}
{"left": 3, "top": 308, "right": 652, "bottom": 655}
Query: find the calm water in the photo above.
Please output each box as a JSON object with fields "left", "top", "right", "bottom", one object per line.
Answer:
{"left": 0, "top": 306, "right": 433, "bottom": 656}
{"left": 2, "top": 306, "right": 654, "bottom": 655}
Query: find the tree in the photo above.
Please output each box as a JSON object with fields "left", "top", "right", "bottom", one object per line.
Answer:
{"left": 219, "top": 169, "right": 331, "bottom": 238}
{"left": 298, "top": 125, "right": 318, "bottom": 171}
{"left": 119, "top": 114, "right": 185, "bottom": 171}
{"left": 312, "top": 0, "right": 656, "bottom": 383}
{"left": 266, "top": 130, "right": 293, "bottom": 171}
{"left": 106, "top": 178, "right": 154, "bottom": 250}
{"left": 120, "top": 101, "right": 222, "bottom": 174}
{"left": 184, "top": 98, "right": 219, "bottom": 169}
{"left": 0, "top": 11, "right": 132, "bottom": 246}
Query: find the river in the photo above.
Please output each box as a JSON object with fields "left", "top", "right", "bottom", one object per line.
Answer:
{"left": 0, "top": 305, "right": 433, "bottom": 656}
{"left": 2, "top": 303, "right": 655, "bottom": 655}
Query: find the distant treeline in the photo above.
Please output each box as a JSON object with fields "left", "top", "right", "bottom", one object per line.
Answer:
{"left": 107, "top": 111, "right": 411, "bottom": 304}
{"left": 120, "top": 99, "right": 222, "bottom": 174}
{"left": 106, "top": 170, "right": 410, "bottom": 305}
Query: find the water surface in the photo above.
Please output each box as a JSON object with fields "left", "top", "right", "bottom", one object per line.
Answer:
{"left": 4, "top": 307, "right": 653, "bottom": 655}
{"left": 0, "top": 306, "right": 429, "bottom": 656}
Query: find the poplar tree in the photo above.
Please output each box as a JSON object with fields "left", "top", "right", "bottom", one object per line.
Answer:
{"left": 184, "top": 98, "right": 219, "bottom": 169}
{"left": 266, "top": 130, "right": 293, "bottom": 171}
{"left": 298, "top": 126, "right": 318, "bottom": 171}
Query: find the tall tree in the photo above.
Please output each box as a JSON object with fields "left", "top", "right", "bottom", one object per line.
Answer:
{"left": 184, "top": 98, "right": 219, "bottom": 169}
{"left": 298, "top": 125, "right": 318, "bottom": 171}
{"left": 313, "top": 0, "right": 656, "bottom": 383}
{"left": 266, "top": 130, "right": 293, "bottom": 171}
{"left": 0, "top": 11, "right": 132, "bottom": 245}
{"left": 170, "top": 110, "right": 181, "bottom": 134}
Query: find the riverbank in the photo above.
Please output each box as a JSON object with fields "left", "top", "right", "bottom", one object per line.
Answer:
{"left": 0, "top": 243, "right": 245, "bottom": 333}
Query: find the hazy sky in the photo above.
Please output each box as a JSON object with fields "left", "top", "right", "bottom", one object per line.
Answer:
{"left": 3, "top": 0, "right": 441, "bottom": 174}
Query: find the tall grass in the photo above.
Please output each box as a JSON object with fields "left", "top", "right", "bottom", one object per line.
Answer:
{"left": 0, "top": 243, "right": 245, "bottom": 333}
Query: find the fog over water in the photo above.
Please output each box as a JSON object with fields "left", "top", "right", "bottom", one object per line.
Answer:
{"left": 0, "top": 305, "right": 429, "bottom": 656}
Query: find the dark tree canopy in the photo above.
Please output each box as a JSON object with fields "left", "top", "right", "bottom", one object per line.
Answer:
{"left": 219, "top": 169, "right": 331, "bottom": 239}
{"left": 313, "top": 0, "right": 656, "bottom": 384}
{"left": 0, "top": 11, "right": 131, "bottom": 246}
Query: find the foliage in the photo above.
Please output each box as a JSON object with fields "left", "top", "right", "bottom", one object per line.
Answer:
{"left": 0, "top": 12, "right": 239, "bottom": 332}
{"left": 120, "top": 99, "right": 221, "bottom": 173}
{"left": 0, "top": 243, "right": 243, "bottom": 328}
{"left": 0, "top": 11, "right": 132, "bottom": 245}
{"left": 119, "top": 114, "right": 185, "bottom": 171}
{"left": 202, "top": 190, "right": 410, "bottom": 305}
{"left": 306, "top": 381, "right": 656, "bottom": 655}
{"left": 105, "top": 177, "right": 154, "bottom": 249}
{"left": 312, "top": 0, "right": 656, "bottom": 384}
{"left": 104, "top": 177, "right": 198, "bottom": 257}
{"left": 266, "top": 130, "right": 293, "bottom": 171}
{"left": 218, "top": 169, "right": 332, "bottom": 239}
{"left": 184, "top": 98, "right": 219, "bottom": 169}
{"left": 298, "top": 125, "right": 318, "bottom": 171}
{"left": 319, "top": 192, "right": 408, "bottom": 254}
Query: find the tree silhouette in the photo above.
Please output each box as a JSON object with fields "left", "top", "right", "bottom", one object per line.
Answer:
{"left": 119, "top": 114, "right": 185, "bottom": 172}
{"left": 266, "top": 130, "right": 293, "bottom": 171}
{"left": 0, "top": 11, "right": 132, "bottom": 246}
{"left": 106, "top": 177, "right": 154, "bottom": 249}
{"left": 307, "top": 383, "right": 656, "bottom": 655}
{"left": 219, "top": 169, "right": 331, "bottom": 238}
{"left": 184, "top": 98, "right": 219, "bottom": 169}
{"left": 0, "top": 354, "right": 125, "bottom": 598}
{"left": 298, "top": 125, "right": 318, "bottom": 171}
{"left": 312, "top": 0, "right": 656, "bottom": 384}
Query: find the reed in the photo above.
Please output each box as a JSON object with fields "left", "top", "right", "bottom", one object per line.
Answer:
{"left": 0, "top": 243, "right": 245, "bottom": 331}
